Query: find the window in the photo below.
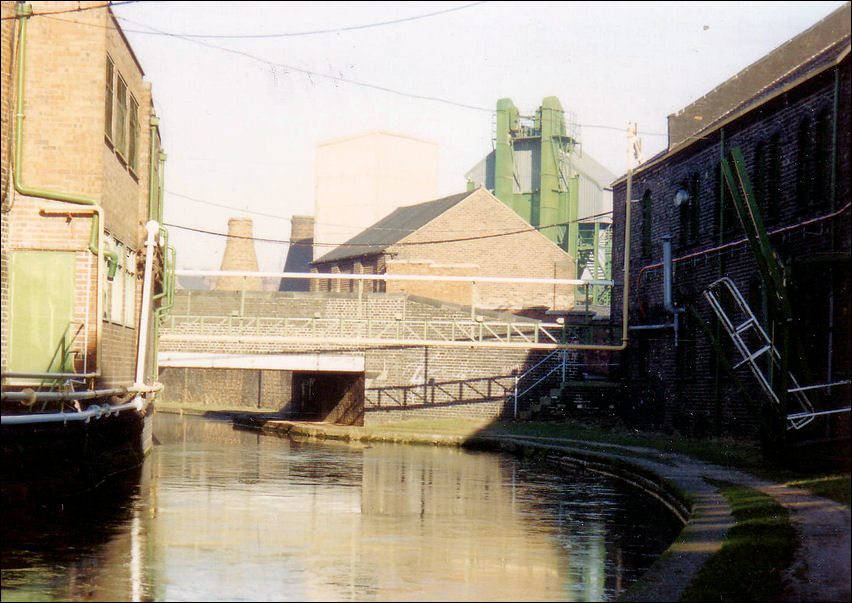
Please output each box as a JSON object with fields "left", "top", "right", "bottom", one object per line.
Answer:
{"left": 109, "top": 241, "right": 124, "bottom": 324}
{"left": 766, "top": 133, "right": 782, "bottom": 224}
{"left": 102, "top": 235, "right": 137, "bottom": 327}
{"left": 115, "top": 75, "right": 128, "bottom": 158}
{"left": 679, "top": 173, "right": 700, "bottom": 246}
{"left": 641, "top": 189, "right": 652, "bottom": 256}
{"left": 104, "top": 57, "right": 114, "bottom": 142}
{"left": 814, "top": 109, "right": 832, "bottom": 208}
{"left": 676, "top": 310, "right": 697, "bottom": 380}
{"left": 123, "top": 248, "right": 137, "bottom": 327}
{"left": 714, "top": 159, "right": 737, "bottom": 242}
{"left": 752, "top": 140, "right": 766, "bottom": 212}
{"left": 128, "top": 95, "right": 139, "bottom": 173}
{"left": 795, "top": 118, "right": 813, "bottom": 208}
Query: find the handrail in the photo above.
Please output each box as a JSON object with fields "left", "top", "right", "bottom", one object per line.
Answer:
{"left": 163, "top": 314, "right": 563, "bottom": 346}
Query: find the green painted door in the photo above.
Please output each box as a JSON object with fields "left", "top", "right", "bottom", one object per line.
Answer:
{"left": 9, "top": 251, "right": 76, "bottom": 373}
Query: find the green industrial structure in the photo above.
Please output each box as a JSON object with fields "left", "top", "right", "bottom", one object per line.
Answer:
{"left": 466, "top": 97, "right": 614, "bottom": 306}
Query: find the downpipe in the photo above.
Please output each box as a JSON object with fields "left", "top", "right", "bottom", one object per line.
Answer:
{"left": 135, "top": 220, "right": 161, "bottom": 387}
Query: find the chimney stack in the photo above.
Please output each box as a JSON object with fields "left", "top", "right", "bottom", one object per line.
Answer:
{"left": 280, "top": 215, "right": 315, "bottom": 292}
{"left": 215, "top": 218, "right": 262, "bottom": 291}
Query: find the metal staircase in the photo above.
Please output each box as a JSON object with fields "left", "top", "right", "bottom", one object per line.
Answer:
{"left": 704, "top": 277, "right": 816, "bottom": 430}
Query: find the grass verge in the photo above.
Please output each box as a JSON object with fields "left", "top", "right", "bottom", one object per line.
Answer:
{"left": 680, "top": 479, "right": 797, "bottom": 602}
{"left": 785, "top": 474, "right": 851, "bottom": 507}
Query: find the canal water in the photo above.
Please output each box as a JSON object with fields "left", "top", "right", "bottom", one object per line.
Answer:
{"left": 2, "top": 413, "right": 682, "bottom": 601}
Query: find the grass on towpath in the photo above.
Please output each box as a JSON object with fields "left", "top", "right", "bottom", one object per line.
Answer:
{"left": 680, "top": 479, "right": 796, "bottom": 602}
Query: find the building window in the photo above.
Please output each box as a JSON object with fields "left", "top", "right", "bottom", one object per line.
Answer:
{"left": 641, "top": 189, "right": 652, "bottom": 256}
{"left": 102, "top": 236, "right": 137, "bottom": 327}
{"left": 115, "top": 75, "right": 128, "bottom": 159}
{"left": 123, "top": 248, "right": 137, "bottom": 327}
{"left": 766, "top": 133, "right": 782, "bottom": 224}
{"left": 678, "top": 173, "right": 700, "bottom": 247}
{"left": 715, "top": 159, "right": 737, "bottom": 242}
{"left": 752, "top": 140, "right": 766, "bottom": 213}
{"left": 814, "top": 109, "right": 832, "bottom": 208}
{"left": 128, "top": 95, "right": 139, "bottom": 173}
{"left": 676, "top": 310, "right": 697, "bottom": 380}
{"left": 104, "top": 56, "right": 114, "bottom": 142}
{"left": 795, "top": 118, "right": 813, "bottom": 208}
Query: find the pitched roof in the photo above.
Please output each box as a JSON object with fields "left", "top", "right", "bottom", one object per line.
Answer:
{"left": 667, "top": 2, "right": 851, "bottom": 149}
{"left": 615, "top": 2, "right": 851, "bottom": 185}
{"left": 313, "top": 190, "right": 474, "bottom": 264}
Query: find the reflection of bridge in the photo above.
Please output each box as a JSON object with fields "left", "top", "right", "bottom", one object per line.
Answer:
{"left": 159, "top": 271, "right": 617, "bottom": 426}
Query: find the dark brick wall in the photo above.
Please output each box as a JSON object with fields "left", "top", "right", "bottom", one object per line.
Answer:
{"left": 611, "top": 57, "right": 851, "bottom": 440}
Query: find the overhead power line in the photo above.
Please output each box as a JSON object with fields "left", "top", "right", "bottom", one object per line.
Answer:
{"left": 163, "top": 209, "right": 614, "bottom": 248}
{"left": 35, "top": 7, "right": 668, "bottom": 135}
{"left": 0, "top": 1, "right": 140, "bottom": 19}
{"left": 116, "top": 1, "right": 489, "bottom": 39}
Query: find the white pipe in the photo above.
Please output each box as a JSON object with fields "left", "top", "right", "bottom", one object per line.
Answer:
{"left": 176, "top": 269, "right": 613, "bottom": 287}
{"left": 135, "top": 220, "right": 160, "bottom": 387}
{"left": 1, "top": 383, "right": 163, "bottom": 426}
{"left": 2, "top": 394, "right": 143, "bottom": 425}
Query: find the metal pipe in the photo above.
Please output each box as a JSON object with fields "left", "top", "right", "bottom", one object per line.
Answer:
{"left": 1, "top": 393, "right": 144, "bottom": 425}
{"left": 2, "top": 387, "right": 127, "bottom": 403}
{"left": 12, "top": 4, "right": 117, "bottom": 373}
{"left": 135, "top": 221, "right": 160, "bottom": 386}
{"left": 628, "top": 324, "right": 676, "bottom": 330}
{"left": 2, "top": 372, "right": 98, "bottom": 380}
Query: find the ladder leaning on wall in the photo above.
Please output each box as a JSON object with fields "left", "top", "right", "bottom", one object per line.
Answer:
{"left": 704, "top": 277, "right": 850, "bottom": 430}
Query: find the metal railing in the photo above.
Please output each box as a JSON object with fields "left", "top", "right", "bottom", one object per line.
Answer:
{"left": 162, "top": 314, "right": 564, "bottom": 347}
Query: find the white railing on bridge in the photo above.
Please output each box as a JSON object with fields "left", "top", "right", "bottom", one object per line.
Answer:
{"left": 162, "top": 314, "right": 565, "bottom": 348}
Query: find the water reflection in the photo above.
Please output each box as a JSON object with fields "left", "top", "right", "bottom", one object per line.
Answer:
{"left": 2, "top": 414, "right": 681, "bottom": 601}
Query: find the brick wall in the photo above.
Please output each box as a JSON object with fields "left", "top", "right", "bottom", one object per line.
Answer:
{"left": 1, "top": 2, "right": 161, "bottom": 386}
{"left": 611, "top": 55, "right": 851, "bottom": 440}
{"left": 312, "top": 189, "right": 576, "bottom": 311}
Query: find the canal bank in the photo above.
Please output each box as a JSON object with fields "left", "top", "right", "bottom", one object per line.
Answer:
{"left": 214, "top": 409, "right": 850, "bottom": 603}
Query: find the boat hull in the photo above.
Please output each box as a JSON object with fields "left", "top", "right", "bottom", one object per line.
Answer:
{"left": 1, "top": 398, "right": 154, "bottom": 504}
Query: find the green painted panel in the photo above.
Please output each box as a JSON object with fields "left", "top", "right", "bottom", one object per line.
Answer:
{"left": 9, "top": 251, "right": 76, "bottom": 373}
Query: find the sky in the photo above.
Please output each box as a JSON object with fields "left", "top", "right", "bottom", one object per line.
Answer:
{"left": 106, "top": 0, "right": 848, "bottom": 273}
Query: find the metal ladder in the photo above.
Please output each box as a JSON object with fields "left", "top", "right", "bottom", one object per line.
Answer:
{"left": 704, "top": 277, "right": 815, "bottom": 430}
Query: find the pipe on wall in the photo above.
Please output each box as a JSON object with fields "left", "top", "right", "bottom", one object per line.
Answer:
{"left": 12, "top": 4, "right": 117, "bottom": 373}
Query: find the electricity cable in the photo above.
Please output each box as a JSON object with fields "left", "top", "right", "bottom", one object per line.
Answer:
{"left": 163, "top": 209, "right": 615, "bottom": 248}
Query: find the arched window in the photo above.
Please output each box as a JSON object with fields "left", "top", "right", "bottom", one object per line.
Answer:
{"left": 715, "top": 159, "right": 737, "bottom": 242}
{"left": 766, "top": 133, "right": 782, "bottom": 224}
{"left": 752, "top": 140, "right": 766, "bottom": 213}
{"left": 796, "top": 118, "right": 813, "bottom": 208}
{"left": 678, "top": 173, "right": 701, "bottom": 246}
{"left": 814, "top": 109, "right": 832, "bottom": 208}
{"left": 641, "top": 189, "right": 653, "bottom": 256}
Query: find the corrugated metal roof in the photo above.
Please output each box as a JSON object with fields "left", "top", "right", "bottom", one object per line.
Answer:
{"left": 313, "top": 190, "right": 474, "bottom": 264}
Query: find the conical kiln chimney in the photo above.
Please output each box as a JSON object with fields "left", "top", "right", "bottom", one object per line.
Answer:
{"left": 215, "top": 218, "right": 262, "bottom": 291}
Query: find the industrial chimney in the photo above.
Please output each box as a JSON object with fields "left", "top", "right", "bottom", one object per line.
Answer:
{"left": 214, "top": 218, "right": 262, "bottom": 291}
{"left": 280, "top": 215, "right": 314, "bottom": 292}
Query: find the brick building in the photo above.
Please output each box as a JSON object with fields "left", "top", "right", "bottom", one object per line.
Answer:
{"left": 2, "top": 0, "right": 167, "bottom": 389}
{"left": 311, "top": 187, "right": 576, "bottom": 315}
{"left": 610, "top": 3, "right": 850, "bottom": 445}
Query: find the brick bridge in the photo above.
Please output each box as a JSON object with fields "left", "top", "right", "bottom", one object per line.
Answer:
{"left": 157, "top": 290, "right": 602, "bottom": 426}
